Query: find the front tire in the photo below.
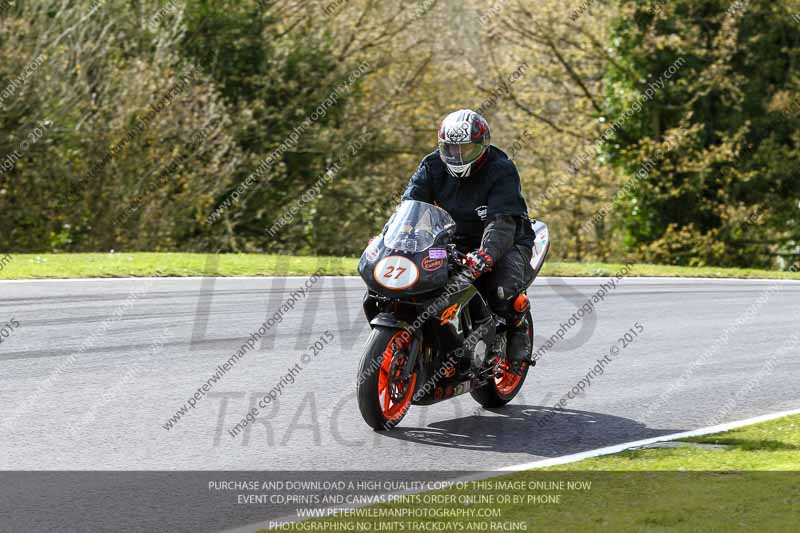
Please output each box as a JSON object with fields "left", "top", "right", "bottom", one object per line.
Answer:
{"left": 357, "top": 327, "right": 417, "bottom": 430}
{"left": 470, "top": 310, "right": 533, "bottom": 408}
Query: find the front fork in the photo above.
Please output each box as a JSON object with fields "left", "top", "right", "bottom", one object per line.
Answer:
{"left": 400, "top": 336, "right": 420, "bottom": 381}
{"left": 368, "top": 312, "right": 420, "bottom": 382}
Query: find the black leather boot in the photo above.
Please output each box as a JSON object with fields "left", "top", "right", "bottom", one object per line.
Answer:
{"left": 506, "top": 315, "right": 532, "bottom": 373}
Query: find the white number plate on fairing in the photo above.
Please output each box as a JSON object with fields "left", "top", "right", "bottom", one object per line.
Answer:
{"left": 373, "top": 256, "right": 419, "bottom": 290}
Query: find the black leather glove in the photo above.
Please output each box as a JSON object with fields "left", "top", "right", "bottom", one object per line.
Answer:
{"left": 464, "top": 249, "right": 494, "bottom": 279}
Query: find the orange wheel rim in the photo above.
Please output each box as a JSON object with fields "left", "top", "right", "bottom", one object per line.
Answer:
{"left": 378, "top": 331, "right": 417, "bottom": 420}
{"left": 495, "top": 361, "right": 525, "bottom": 396}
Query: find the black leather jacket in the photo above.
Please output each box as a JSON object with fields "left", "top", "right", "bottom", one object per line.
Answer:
{"left": 401, "top": 146, "right": 535, "bottom": 262}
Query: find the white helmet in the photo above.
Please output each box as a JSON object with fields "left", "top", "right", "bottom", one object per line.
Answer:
{"left": 438, "top": 109, "right": 491, "bottom": 178}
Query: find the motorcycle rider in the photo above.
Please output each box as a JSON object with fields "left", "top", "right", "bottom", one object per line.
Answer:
{"left": 402, "top": 109, "right": 536, "bottom": 371}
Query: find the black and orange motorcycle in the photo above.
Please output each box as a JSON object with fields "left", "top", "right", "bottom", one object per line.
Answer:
{"left": 356, "top": 200, "right": 550, "bottom": 430}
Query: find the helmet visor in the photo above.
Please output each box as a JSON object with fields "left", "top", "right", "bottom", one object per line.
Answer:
{"left": 438, "top": 140, "right": 485, "bottom": 166}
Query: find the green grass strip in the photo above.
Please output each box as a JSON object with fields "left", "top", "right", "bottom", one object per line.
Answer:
{"left": 274, "top": 414, "right": 800, "bottom": 532}
{"left": 1, "top": 253, "right": 799, "bottom": 280}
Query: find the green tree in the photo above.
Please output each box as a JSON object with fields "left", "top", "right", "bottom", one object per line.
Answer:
{"left": 605, "top": 0, "right": 800, "bottom": 268}
{"left": 0, "top": 0, "right": 238, "bottom": 253}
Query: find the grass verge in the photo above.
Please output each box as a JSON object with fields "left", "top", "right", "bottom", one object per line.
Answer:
{"left": 271, "top": 414, "right": 800, "bottom": 532}
{"left": 1, "top": 252, "right": 799, "bottom": 280}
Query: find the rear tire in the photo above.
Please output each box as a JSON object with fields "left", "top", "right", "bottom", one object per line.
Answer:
{"left": 470, "top": 310, "right": 533, "bottom": 408}
{"left": 357, "top": 327, "right": 417, "bottom": 430}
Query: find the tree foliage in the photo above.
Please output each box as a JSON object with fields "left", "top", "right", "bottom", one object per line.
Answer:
{"left": 0, "top": 0, "right": 797, "bottom": 269}
{"left": 605, "top": 0, "right": 800, "bottom": 267}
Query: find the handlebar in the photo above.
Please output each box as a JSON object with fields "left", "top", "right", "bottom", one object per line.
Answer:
{"left": 448, "top": 244, "right": 467, "bottom": 262}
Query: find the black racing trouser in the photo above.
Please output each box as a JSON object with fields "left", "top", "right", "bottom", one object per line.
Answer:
{"left": 458, "top": 242, "right": 535, "bottom": 325}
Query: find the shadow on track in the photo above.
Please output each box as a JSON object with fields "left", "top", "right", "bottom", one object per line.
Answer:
{"left": 379, "top": 405, "right": 683, "bottom": 457}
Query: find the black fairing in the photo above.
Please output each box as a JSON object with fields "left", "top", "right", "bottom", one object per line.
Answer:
{"left": 358, "top": 235, "right": 450, "bottom": 298}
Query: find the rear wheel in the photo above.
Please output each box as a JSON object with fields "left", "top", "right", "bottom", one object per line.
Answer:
{"left": 470, "top": 310, "right": 532, "bottom": 408}
{"left": 357, "top": 327, "right": 418, "bottom": 430}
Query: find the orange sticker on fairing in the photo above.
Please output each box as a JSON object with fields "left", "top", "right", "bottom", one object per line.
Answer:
{"left": 440, "top": 303, "right": 459, "bottom": 325}
{"left": 421, "top": 257, "right": 445, "bottom": 272}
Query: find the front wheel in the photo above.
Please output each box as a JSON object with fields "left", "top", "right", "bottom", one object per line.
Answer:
{"left": 357, "top": 327, "right": 418, "bottom": 430}
{"left": 470, "top": 310, "right": 532, "bottom": 408}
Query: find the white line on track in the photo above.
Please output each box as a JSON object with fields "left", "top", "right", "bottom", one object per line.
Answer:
{"left": 219, "top": 407, "right": 800, "bottom": 533}
{"left": 497, "top": 406, "right": 800, "bottom": 471}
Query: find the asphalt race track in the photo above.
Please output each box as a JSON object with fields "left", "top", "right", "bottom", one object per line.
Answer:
{"left": 1, "top": 276, "right": 799, "bottom": 531}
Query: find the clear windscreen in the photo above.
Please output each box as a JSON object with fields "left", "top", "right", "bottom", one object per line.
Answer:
{"left": 383, "top": 200, "right": 455, "bottom": 253}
